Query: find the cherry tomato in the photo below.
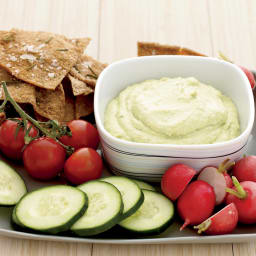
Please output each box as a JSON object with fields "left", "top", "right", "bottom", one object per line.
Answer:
{"left": 0, "top": 119, "right": 37, "bottom": 160}
{"left": 64, "top": 148, "right": 103, "bottom": 185}
{"left": 23, "top": 137, "right": 66, "bottom": 180}
{"left": 60, "top": 120, "right": 100, "bottom": 150}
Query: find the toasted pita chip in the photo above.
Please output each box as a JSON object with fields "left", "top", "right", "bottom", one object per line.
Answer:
{"left": 137, "top": 42, "right": 206, "bottom": 57}
{"left": 62, "top": 96, "right": 76, "bottom": 124}
{"left": 34, "top": 84, "right": 65, "bottom": 121}
{"left": 0, "top": 68, "right": 36, "bottom": 105}
{"left": 70, "top": 37, "right": 91, "bottom": 55}
{"left": 67, "top": 74, "right": 93, "bottom": 96}
{"left": 70, "top": 55, "right": 107, "bottom": 87}
{"left": 0, "top": 29, "right": 90, "bottom": 90}
{"left": 75, "top": 94, "right": 94, "bottom": 119}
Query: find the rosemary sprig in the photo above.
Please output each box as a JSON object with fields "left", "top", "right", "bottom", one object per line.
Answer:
{"left": 87, "top": 65, "right": 98, "bottom": 79}
{"left": 45, "top": 37, "right": 53, "bottom": 44}
{"left": 2, "top": 33, "right": 14, "bottom": 42}
{"left": 86, "top": 74, "right": 98, "bottom": 79}
{"left": 56, "top": 48, "right": 69, "bottom": 52}
{"left": 26, "top": 63, "right": 36, "bottom": 71}
{"left": 73, "top": 65, "right": 80, "bottom": 73}
{"left": 0, "top": 81, "right": 74, "bottom": 155}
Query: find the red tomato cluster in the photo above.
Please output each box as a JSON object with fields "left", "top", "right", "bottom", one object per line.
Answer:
{"left": 161, "top": 156, "right": 256, "bottom": 235}
{"left": 0, "top": 119, "right": 103, "bottom": 185}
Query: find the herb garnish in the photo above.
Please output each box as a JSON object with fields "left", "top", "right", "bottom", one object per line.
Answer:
{"left": 87, "top": 66, "right": 98, "bottom": 79}
{"left": 2, "top": 33, "right": 14, "bottom": 42}
{"left": 45, "top": 37, "right": 53, "bottom": 44}
{"left": 56, "top": 48, "right": 69, "bottom": 52}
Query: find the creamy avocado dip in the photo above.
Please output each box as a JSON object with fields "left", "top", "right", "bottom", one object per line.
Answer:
{"left": 104, "top": 77, "right": 240, "bottom": 144}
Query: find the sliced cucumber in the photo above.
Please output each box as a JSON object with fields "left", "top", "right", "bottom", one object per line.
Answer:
{"left": 131, "top": 179, "right": 156, "bottom": 191}
{"left": 119, "top": 189, "right": 174, "bottom": 235}
{"left": 71, "top": 180, "right": 123, "bottom": 236}
{"left": 15, "top": 185, "right": 88, "bottom": 234}
{"left": 101, "top": 176, "right": 144, "bottom": 220}
{"left": 0, "top": 161, "right": 27, "bottom": 206}
{"left": 12, "top": 205, "right": 20, "bottom": 226}
{"left": 11, "top": 204, "right": 26, "bottom": 229}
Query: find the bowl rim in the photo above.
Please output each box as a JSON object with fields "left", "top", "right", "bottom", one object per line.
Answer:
{"left": 94, "top": 55, "right": 255, "bottom": 151}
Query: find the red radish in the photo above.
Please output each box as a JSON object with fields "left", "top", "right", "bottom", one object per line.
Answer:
{"left": 233, "top": 155, "right": 256, "bottom": 182}
{"left": 223, "top": 172, "right": 233, "bottom": 188}
{"left": 239, "top": 66, "right": 255, "bottom": 89}
{"left": 194, "top": 203, "right": 238, "bottom": 235}
{"left": 223, "top": 172, "right": 233, "bottom": 201}
{"left": 177, "top": 180, "right": 215, "bottom": 231}
{"left": 197, "top": 159, "right": 235, "bottom": 205}
{"left": 219, "top": 52, "right": 255, "bottom": 89}
{"left": 161, "top": 164, "right": 196, "bottom": 201}
{"left": 226, "top": 176, "right": 256, "bottom": 224}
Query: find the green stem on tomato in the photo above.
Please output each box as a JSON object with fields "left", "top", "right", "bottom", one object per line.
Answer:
{"left": 0, "top": 81, "right": 74, "bottom": 155}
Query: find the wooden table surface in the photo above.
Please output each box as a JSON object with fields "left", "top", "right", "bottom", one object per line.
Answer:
{"left": 0, "top": 0, "right": 255, "bottom": 255}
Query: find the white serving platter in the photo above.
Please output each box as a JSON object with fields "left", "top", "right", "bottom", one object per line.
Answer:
{"left": 0, "top": 95, "right": 256, "bottom": 245}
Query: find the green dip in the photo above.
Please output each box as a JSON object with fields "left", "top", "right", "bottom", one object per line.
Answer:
{"left": 104, "top": 77, "right": 240, "bottom": 144}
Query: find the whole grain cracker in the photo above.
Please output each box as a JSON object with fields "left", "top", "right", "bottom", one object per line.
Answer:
{"left": 75, "top": 94, "right": 94, "bottom": 119}
{"left": 67, "top": 74, "right": 93, "bottom": 96}
{"left": 0, "top": 68, "right": 36, "bottom": 105}
{"left": 70, "top": 37, "right": 91, "bottom": 55}
{"left": 62, "top": 96, "right": 76, "bottom": 124}
{"left": 0, "top": 29, "right": 90, "bottom": 90}
{"left": 137, "top": 42, "right": 206, "bottom": 57}
{"left": 70, "top": 55, "right": 107, "bottom": 87}
{"left": 34, "top": 84, "right": 65, "bottom": 121}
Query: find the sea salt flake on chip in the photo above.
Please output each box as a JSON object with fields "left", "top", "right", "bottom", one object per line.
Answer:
{"left": 67, "top": 74, "right": 93, "bottom": 96}
{"left": 0, "top": 29, "right": 90, "bottom": 90}
{"left": 69, "top": 55, "right": 107, "bottom": 87}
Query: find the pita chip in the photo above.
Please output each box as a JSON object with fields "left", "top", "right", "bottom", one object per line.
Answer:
{"left": 137, "top": 42, "right": 206, "bottom": 57}
{"left": 75, "top": 94, "right": 94, "bottom": 119}
{"left": 34, "top": 84, "right": 65, "bottom": 121}
{"left": 0, "top": 29, "right": 90, "bottom": 90}
{"left": 70, "top": 55, "right": 107, "bottom": 87}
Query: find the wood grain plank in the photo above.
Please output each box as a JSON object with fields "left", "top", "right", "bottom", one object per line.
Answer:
{"left": 98, "top": 0, "right": 213, "bottom": 63}
{"left": 208, "top": 0, "right": 256, "bottom": 69}
{"left": 92, "top": 244, "right": 233, "bottom": 256}
{"left": 233, "top": 242, "right": 256, "bottom": 256}
{"left": 0, "top": 237, "right": 92, "bottom": 256}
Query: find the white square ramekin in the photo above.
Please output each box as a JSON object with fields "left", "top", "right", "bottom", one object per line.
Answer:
{"left": 94, "top": 56, "right": 255, "bottom": 181}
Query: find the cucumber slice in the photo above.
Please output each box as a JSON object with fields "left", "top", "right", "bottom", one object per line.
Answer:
{"left": 119, "top": 189, "right": 174, "bottom": 235}
{"left": 15, "top": 185, "right": 88, "bottom": 234}
{"left": 12, "top": 205, "right": 20, "bottom": 226}
{"left": 101, "top": 176, "right": 144, "bottom": 220}
{"left": 131, "top": 179, "right": 156, "bottom": 191}
{"left": 11, "top": 204, "right": 26, "bottom": 229}
{"left": 0, "top": 161, "right": 27, "bottom": 206}
{"left": 71, "top": 181, "right": 123, "bottom": 236}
